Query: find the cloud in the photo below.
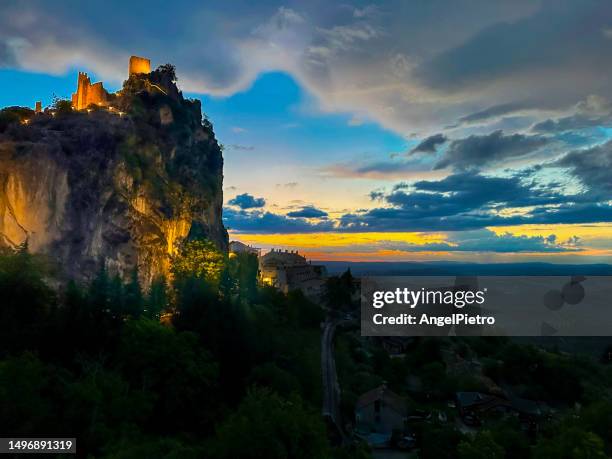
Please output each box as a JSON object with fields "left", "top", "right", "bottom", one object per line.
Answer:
{"left": 410, "top": 133, "right": 447, "bottom": 154}
{"left": 435, "top": 130, "right": 550, "bottom": 170}
{"left": 320, "top": 158, "right": 430, "bottom": 179}
{"left": 553, "top": 140, "right": 612, "bottom": 195}
{"left": 226, "top": 166, "right": 612, "bottom": 235}
{"left": 286, "top": 206, "right": 328, "bottom": 218}
{"left": 0, "top": 39, "right": 17, "bottom": 67}
{"left": 338, "top": 170, "right": 612, "bottom": 232}
{"left": 383, "top": 229, "right": 579, "bottom": 253}
{"left": 532, "top": 95, "right": 612, "bottom": 133}
{"left": 227, "top": 193, "right": 266, "bottom": 209}
{"left": 276, "top": 182, "right": 298, "bottom": 188}
{"left": 415, "top": 1, "right": 612, "bottom": 98}
{"left": 4, "top": 1, "right": 610, "bottom": 135}
{"left": 458, "top": 102, "right": 540, "bottom": 125}
{"left": 223, "top": 207, "right": 334, "bottom": 233}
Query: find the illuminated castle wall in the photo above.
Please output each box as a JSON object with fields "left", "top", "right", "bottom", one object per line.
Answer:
{"left": 71, "top": 72, "right": 109, "bottom": 110}
{"left": 71, "top": 56, "right": 151, "bottom": 110}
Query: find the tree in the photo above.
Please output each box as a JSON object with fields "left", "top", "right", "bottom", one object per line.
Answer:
{"left": 171, "top": 239, "right": 225, "bottom": 285}
{"left": 458, "top": 431, "right": 504, "bottom": 459}
{"left": 115, "top": 319, "right": 220, "bottom": 433}
{"left": 533, "top": 426, "right": 607, "bottom": 459}
{"left": 324, "top": 269, "right": 356, "bottom": 311}
{"left": 123, "top": 268, "right": 143, "bottom": 317}
{"left": 157, "top": 64, "right": 177, "bottom": 82}
{"left": 0, "top": 353, "right": 58, "bottom": 435}
{"left": 488, "top": 419, "right": 530, "bottom": 459}
{"left": 581, "top": 401, "right": 612, "bottom": 450}
{"left": 89, "top": 264, "right": 110, "bottom": 312}
{"left": 212, "top": 389, "right": 330, "bottom": 459}
{"left": 226, "top": 252, "right": 258, "bottom": 302}
{"left": 0, "top": 244, "right": 55, "bottom": 351}
{"left": 420, "top": 424, "right": 464, "bottom": 459}
{"left": 51, "top": 95, "right": 73, "bottom": 114}
{"left": 146, "top": 276, "right": 168, "bottom": 319}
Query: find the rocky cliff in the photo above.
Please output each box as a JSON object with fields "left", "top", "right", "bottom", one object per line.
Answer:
{"left": 0, "top": 66, "right": 227, "bottom": 284}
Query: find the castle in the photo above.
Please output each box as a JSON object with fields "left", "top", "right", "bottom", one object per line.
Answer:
{"left": 71, "top": 72, "right": 109, "bottom": 110}
{"left": 70, "top": 55, "right": 151, "bottom": 110}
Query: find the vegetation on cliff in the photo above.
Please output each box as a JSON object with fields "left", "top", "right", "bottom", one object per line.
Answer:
{"left": 0, "top": 64, "right": 227, "bottom": 285}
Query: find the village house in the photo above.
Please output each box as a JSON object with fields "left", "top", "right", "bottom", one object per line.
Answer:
{"left": 456, "top": 391, "right": 545, "bottom": 430}
{"left": 355, "top": 384, "right": 408, "bottom": 445}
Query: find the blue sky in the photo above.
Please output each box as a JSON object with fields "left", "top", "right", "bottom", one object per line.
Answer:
{"left": 1, "top": 0, "right": 612, "bottom": 262}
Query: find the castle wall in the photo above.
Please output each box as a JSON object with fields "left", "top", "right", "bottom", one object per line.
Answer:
{"left": 71, "top": 72, "right": 109, "bottom": 110}
{"left": 71, "top": 56, "right": 150, "bottom": 110}
{"left": 88, "top": 82, "right": 108, "bottom": 107}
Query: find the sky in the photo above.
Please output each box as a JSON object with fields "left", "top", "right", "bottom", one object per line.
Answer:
{"left": 1, "top": 0, "right": 612, "bottom": 263}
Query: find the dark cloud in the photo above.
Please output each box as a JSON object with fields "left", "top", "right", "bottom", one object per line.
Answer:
{"left": 227, "top": 193, "right": 266, "bottom": 209}
{"left": 369, "top": 190, "right": 386, "bottom": 201}
{"left": 384, "top": 229, "right": 578, "bottom": 253}
{"left": 533, "top": 95, "right": 612, "bottom": 133}
{"left": 458, "top": 102, "right": 536, "bottom": 124}
{"left": 410, "top": 133, "right": 447, "bottom": 154}
{"left": 553, "top": 140, "right": 612, "bottom": 195}
{"left": 321, "top": 158, "right": 427, "bottom": 179}
{"left": 286, "top": 206, "right": 328, "bottom": 218}
{"left": 415, "top": 1, "right": 612, "bottom": 99}
{"left": 435, "top": 130, "right": 549, "bottom": 170}
{"left": 532, "top": 114, "right": 612, "bottom": 133}
{"left": 386, "top": 171, "right": 563, "bottom": 216}
{"left": 338, "top": 171, "right": 612, "bottom": 232}
{"left": 223, "top": 207, "right": 334, "bottom": 233}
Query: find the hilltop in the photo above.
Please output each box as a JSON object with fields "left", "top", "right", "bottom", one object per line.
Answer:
{"left": 0, "top": 62, "right": 227, "bottom": 284}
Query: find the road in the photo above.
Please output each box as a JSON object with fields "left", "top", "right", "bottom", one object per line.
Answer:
{"left": 321, "top": 318, "right": 341, "bottom": 423}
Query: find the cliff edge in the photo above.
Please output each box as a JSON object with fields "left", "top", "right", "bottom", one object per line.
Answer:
{"left": 0, "top": 65, "right": 228, "bottom": 284}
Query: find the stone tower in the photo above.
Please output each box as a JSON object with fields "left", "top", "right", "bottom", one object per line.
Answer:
{"left": 71, "top": 72, "right": 109, "bottom": 110}
{"left": 129, "top": 56, "right": 151, "bottom": 76}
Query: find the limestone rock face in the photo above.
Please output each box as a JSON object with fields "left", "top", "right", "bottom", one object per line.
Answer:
{"left": 0, "top": 72, "right": 227, "bottom": 285}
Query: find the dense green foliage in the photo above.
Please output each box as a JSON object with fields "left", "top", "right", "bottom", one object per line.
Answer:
{"left": 335, "top": 327, "right": 612, "bottom": 458}
{"left": 2, "top": 242, "right": 612, "bottom": 457}
{"left": 0, "top": 242, "right": 339, "bottom": 458}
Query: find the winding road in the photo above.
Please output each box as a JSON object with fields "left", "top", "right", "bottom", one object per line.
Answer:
{"left": 321, "top": 318, "right": 341, "bottom": 423}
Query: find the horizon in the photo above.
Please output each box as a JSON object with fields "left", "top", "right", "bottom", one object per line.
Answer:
{"left": 1, "top": 1, "right": 611, "bottom": 263}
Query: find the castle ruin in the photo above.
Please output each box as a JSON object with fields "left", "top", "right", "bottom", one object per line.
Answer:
{"left": 71, "top": 72, "right": 109, "bottom": 110}
{"left": 71, "top": 55, "right": 150, "bottom": 110}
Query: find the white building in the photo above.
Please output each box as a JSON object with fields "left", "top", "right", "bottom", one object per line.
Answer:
{"left": 259, "top": 249, "right": 327, "bottom": 298}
